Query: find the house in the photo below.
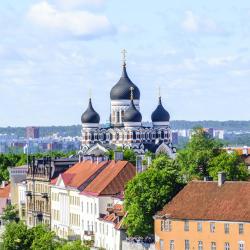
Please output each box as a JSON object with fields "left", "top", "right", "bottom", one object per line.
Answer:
{"left": 50, "top": 158, "right": 135, "bottom": 247}
{"left": 154, "top": 173, "right": 250, "bottom": 250}
{"left": 95, "top": 203, "right": 126, "bottom": 250}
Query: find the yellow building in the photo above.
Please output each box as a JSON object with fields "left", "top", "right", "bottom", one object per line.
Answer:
{"left": 154, "top": 173, "right": 250, "bottom": 250}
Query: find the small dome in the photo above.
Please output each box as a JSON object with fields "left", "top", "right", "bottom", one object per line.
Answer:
{"left": 123, "top": 100, "right": 142, "bottom": 123}
{"left": 81, "top": 98, "right": 100, "bottom": 124}
{"left": 110, "top": 64, "right": 140, "bottom": 100}
{"left": 151, "top": 97, "right": 170, "bottom": 122}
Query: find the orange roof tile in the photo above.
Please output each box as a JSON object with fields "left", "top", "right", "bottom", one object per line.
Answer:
{"left": 157, "top": 181, "right": 250, "bottom": 222}
{"left": 82, "top": 160, "right": 136, "bottom": 196}
{"left": 52, "top": 160, "right": 109, "bottom": 190}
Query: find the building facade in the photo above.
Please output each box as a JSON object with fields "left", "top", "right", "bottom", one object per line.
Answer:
{"left": 154, "top": 174, "right": 250, "bottom": 250}
{"left": 26, "top": 157, "right": 77, "bottom": 227}
{"left": 50, "top": 158, "right": 135, "bottom": 249}
{"left": 79, "top": 56, "right": 176, "bottom": 157}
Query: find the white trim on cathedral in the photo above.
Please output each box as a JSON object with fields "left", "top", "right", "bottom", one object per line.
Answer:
{"left": 82, "top": 123, "right": 100, "bottom": 128}
{"left": 123, "top": 122, "right": 142, "bottom": 128}
{"left": 152, "top": 121, "right": 170, "bottom": 126}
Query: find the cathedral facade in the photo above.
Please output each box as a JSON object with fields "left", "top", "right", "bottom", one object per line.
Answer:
{"left": 79, "top": 57, "right": 176, "bottom": 157}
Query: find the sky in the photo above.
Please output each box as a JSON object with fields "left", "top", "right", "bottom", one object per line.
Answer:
{"left": 1, "top": 0, "right": 250, "bottom": 126}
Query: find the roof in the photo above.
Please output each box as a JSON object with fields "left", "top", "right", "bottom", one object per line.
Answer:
{"left": 151, "top": 97, "right": 170, "bottom": 122}
{"left": 110, "top": 64, "right": 140, "bottom": 101}
{"left": 0, "top": 184, "right": 10, "bottom": 199}
{"left": 157, "top": 181, "right": 250, "bottom": 222}
{"left": 99, "top": 204, "right": 126, "bottom": 230}
{"left": 123, "top": 100, "right": 142, "bottom": 123}
{"left": 81, "top": 98, "right": 100, "bottom": 124}
{"left": 81, "top": 160, "right": 136, "bottom": 196}
{"left": 52, "top": 160, "right": 108, "bottom": 191}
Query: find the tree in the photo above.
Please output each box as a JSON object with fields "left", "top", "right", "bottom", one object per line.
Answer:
{"left": 124, "top": 155, "right": 183, "bottom": 237}
{"left": 208, "top": 151, "right": 249, "bottom": 181}
{"left": 177, "top": 127, "right": 249, "bottom": 181}
{"left": 57, "top": 240, "right": 90, "bottom": 250}
{"left": 177, "top": 127, "right": 222, "bottom": 181}
{"left": 30, "top": 224, "right": 60, "bottom": 250}
{"left": 2, "top": 222, "right": 34, "bottom": 250}
{"left": 2, "top": 204, "right": 18, "bottom": 223}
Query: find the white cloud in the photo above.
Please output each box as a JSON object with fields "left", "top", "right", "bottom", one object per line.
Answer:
{"left": 54, "top": 0, "right": 105, "bottom": 9}
{"left": 181, "top": 11, "right": 222, "bottom": 34}
{"left": 27, "top": 1, "right": 114, "bottom": 39}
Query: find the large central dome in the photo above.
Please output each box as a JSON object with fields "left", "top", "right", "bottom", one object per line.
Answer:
{"left": 110, "top": 64, "right": 140, "bottom": 100}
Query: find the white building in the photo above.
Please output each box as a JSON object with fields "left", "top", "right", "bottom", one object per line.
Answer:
{"left": 50, "top": 158, "right": 135, "bottom": 247}
{"left": 17, "top": 181, "right": 27, "bottom": 221}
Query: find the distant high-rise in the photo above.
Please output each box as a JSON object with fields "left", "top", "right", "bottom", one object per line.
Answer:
{"left": 26, "top": 127, "right": 40, "bottom": 139}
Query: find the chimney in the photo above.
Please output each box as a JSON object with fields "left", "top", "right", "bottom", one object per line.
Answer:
{"left": 1, "top": 181, "right": 6, "bottom": 188}
{"left": 114, "top": 151, "right": 124, "bottom": 161}
{"left": 218, "top": 172, "right": 226, "bottom": 187}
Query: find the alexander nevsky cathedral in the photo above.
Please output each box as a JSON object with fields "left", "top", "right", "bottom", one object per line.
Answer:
{"left": 79, "top": 51, "right": 176, "bottom": 157}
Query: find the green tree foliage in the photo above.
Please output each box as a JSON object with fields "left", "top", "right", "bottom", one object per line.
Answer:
{"left": 124, "top": 155, "right": 183, "bottom": 237}
{"left": 106, "top": 148, "right": 136, "bottom": 165}
{"left": 177, "top": 127, "right": 249, "bottom": 181}
{"left": 2, "top": 204, "right": 18, "bottom": 223}
{"left": 2, "top": 222, "right": 90, "bottom": 250}
{"left": 208, "top": 151, "right": 249, "bottom": 181}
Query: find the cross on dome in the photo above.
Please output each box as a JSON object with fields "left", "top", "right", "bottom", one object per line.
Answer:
{"left": 121, "top": 49, "right": 127, "bottom": 66}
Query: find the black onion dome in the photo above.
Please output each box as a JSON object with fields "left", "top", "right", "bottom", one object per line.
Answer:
{"left": 81, "top": 98, "right": 100, "bottom": 124}
{"left": 110, "top": 64, "right": 140, "bottom": 100}
{"left": 151, "top": 97, "right": 170, "bottom": 122}
{"left": 123, "top": 100, "right": 142, "bottom": 123}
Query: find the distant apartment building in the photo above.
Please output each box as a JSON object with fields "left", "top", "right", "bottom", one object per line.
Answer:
{"left": 50, "top": 158, "right": 135, "bottom": 250}
{"left": 154, "top": 173, "right": 250, "bottom": 250}
{"left": 26, "top": 127, "right": 40, "bottom": 139}
{"left": 171, "top": 132, "right": 178, "bottom": 145}
{"left": 26, "top": 157, "right": 77, "bottom": 227}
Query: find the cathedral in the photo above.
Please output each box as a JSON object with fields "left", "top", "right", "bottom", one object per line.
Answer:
{"left": 79, "top": 52, "right": 176, "bottom": 157}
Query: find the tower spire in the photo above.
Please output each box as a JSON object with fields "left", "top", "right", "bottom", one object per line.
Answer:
{"left": 121, "top": 49, "right": 127, "bottom": 66}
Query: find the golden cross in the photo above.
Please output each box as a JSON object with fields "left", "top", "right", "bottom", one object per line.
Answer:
{"left": 121, "top": 49, "right": 127, "bottom": 65}
{"left": 130, "top": 86, "right": 134, "bottom": 100}
{"left": 89, "top": 88, "right": 92, "bottom": 99}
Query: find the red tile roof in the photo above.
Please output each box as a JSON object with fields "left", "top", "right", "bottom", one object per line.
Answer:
{"left": 51, "top": 160, "right": 109, "bottom": 190}
{"left": 81, "top": 160, "right": 136, "bottom": 196}
{"left": 157, "top": 181, "right": 250, "bottom": 222}
{"left": 0, "top": 184, "right": 10, "bottom": 199}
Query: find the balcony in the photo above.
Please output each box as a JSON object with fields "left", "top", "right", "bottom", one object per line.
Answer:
{"left": 25, "top": 191, "right": 32, "bottom": 197}
{"left": 41, "top": 193, "right": 48, "bottom": 199}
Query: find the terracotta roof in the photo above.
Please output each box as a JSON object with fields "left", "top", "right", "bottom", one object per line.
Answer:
{"left": 0, "top": 184, "right": 10, "bottom": 198}
{"left": 81, "top": 160, "right": 136, "bottom": 196}
{"left": 52, "top": 160, "right": 109, "bottom": 190}
{"left": 157, "top": 181, "right": 250, "bottom": 222}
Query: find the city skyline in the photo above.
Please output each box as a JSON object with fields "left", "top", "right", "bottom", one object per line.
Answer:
{"left": 1, "top": 0, "right": 250, "bottom": 126}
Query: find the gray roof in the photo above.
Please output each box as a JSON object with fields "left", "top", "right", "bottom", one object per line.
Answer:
{"left": 110, "top": 64, "right": 140, "bottom": 100}
{"left": 123, "top": 100, "right": 142, "bottom": 123}
{"left": 151, "top": 97, "right": 170, "bottom": 122}
{"left": 81, "top": 98, "right": 100, "bottom": 124}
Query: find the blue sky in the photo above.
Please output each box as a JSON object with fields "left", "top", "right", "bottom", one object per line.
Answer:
{"left": 1, "top": 0, "right": 250, "bottom": 126}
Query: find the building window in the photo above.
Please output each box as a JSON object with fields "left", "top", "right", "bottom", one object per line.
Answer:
{"left": 161, "top": 219, "right": 172, "bottom": 232}
{"left": 170, "top": 240, "right": 174, "bottom": 250}
{"left": 185, "top": 240, "right": 190, "bottom": 250}
{"left": 184, "top": 220, "right": 189, "bottom": 231}
{"left": 238, "top": 242, "right": 245, "bottom": 250}
{"left": 211, "top": 242, "right": 216, "bottom": 250}
{"left": 239, "top": 223, "right": 244, "bottom": 234}
{"left": 197, "top": 222, "right": 202, "bottom": 232}
{"left": 159, "top": 239, "right": 164, "bottom": 250}
{"left": 198, "top": 241, "right": 203, "bottom": 250}
{"left": 225, "top": 242, "right": 230, "bottom": 250}
{"left": 210, "top": 222, "right": 215, "bottom": 233}
{"left": 224, "top": 223, "right": 229, "bottom": 234}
